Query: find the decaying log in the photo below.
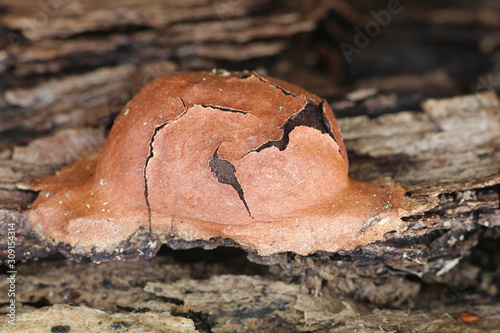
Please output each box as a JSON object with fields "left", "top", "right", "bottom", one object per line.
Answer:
{"left": 2, "top": 91, "right": 498, "bottom": 268}
{"left": 1, "top": 252, "right": 499, "bottom": 332}
{"left": 1, "top": 0, "right": 500, "bottom": 331}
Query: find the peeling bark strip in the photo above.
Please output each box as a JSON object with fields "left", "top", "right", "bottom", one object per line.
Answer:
{"left": 209, "top": 146, "right": 252, "bottom": 217}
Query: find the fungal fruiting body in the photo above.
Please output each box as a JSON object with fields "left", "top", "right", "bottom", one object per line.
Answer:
{"left": 27, "top": 70, "right": 413, "bottom": 257}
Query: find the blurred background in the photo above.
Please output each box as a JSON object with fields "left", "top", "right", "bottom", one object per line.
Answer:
{"left": 1, "top": 2, "right": 500, "bottom": 330}
{"left": 1, "top": 0, "right": 499, "bottom": 148}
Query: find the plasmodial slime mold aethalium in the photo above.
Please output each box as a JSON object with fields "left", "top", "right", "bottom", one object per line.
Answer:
{"left": 27, "top": 70, "right": 415, "bottom": 257}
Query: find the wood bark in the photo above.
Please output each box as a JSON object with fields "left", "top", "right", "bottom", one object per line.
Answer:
{"left": 0, "top": 0, "right": 499, "bottom": 331}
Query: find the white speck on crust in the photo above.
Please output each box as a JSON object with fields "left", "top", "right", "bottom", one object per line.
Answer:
{"left": 378, "top": 217, "right": 390, "bottom": 225}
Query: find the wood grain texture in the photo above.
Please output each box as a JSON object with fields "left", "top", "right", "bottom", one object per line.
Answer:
{"left": 0, "top": 0, "right": 499, "bottom": 331}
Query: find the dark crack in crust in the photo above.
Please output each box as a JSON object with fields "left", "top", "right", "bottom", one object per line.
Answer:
{"left": 144, "top": 98, "right": 188, "bottom": 233}
{"left": 146, "top": 76, "right": 344, "bottom": 231}
{"left": 144, "top": 124, "right": 167, "bottom": 234}
{"left": 22, "top": 70, "right": 409, "bottom": 260}
{"left": 244, "top": 72, "right": 345, "bottom": 160}
{"left": 252, "top": 99, "right": 333, "bottom": 152}
{"left": 253, "top": 71, "right": 296, "bottom": 96}
{"left": 201, "top": 104, "right": 250, "bottom": 114}
{"left": 209, "top": 145, "right": 252, "bottom": 217}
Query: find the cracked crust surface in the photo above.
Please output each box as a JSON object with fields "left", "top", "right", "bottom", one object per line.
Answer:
{"left": 26, "top": 70, "right": 414, "bottom": 256}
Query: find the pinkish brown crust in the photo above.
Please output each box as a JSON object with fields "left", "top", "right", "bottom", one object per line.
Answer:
{"left": 27, "top": 70, "right": 417, "bottom": 257}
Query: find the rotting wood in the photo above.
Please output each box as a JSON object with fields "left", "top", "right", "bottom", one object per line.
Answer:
{"left": 1, "top": 91, "right": 498, "bottom": 275}
{"left": 0, "top": 0, "right": 500, "bottom": 331}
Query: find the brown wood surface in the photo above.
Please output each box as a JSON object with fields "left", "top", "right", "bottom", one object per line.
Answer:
{"left": 0, "top": 0, "right": 499, "bottom": 331}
